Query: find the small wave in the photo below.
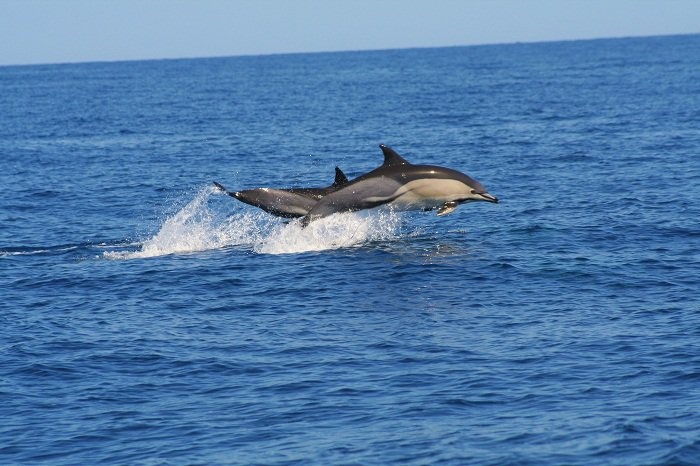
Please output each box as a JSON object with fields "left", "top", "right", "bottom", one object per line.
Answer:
{"left": 104, "top": 186, "right": 404, "bottom": 259}
{"left": 0, "top": 244, "right": 79, "bottom": 257}
{"left": 1, "top": 240, "right": 142, "bottom": 259}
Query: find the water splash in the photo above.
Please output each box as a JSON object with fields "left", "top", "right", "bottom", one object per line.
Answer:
{"left": 255, "top": 209, "right": 403, "bottom": 255}
{"left": 104, "top": 186, "right": 404, "bottom": 259}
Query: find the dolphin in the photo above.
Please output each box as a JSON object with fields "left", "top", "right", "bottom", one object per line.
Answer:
{"left": 301, "top": 144, "right": 498, "bottom": 226}
{"left": 213, "top": 166, "right": 349, "bottom": 218}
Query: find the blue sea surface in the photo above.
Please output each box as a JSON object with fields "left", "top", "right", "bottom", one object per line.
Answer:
{"left": 1, "top": 34, "right": 700, "bottom": 465}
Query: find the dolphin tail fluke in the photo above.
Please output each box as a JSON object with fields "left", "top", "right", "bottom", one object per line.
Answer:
{"left": 212, "top": 181, "right": 238, "bottom": 198}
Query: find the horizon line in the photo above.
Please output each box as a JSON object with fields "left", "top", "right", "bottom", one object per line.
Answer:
{"left": 1, "top": 32, "right": 697, "bottom": 69}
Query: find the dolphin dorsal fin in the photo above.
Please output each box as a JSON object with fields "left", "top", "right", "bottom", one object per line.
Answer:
{"left": 379, "top": 144, "right": 411, "bottom": 166}
{"left": 333, "top": 166, "right": 349, "bottom": 187}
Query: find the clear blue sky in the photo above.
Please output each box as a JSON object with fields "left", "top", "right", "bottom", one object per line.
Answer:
{"left": 1, "top": 0, "right": 698, "bottom": 66}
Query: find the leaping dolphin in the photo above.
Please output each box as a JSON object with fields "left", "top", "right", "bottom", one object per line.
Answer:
{"left": 213, "top": 166, "right": 349, "bottom": 218}
{"left": 301, "top": 144, "right": 498, "bottom": 226}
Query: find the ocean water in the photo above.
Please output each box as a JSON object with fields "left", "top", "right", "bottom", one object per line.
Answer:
{"left": 1, "top": 34, "right": 700, "bottom": 465}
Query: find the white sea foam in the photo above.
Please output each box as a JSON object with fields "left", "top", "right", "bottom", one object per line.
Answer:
{"left": 104, "top": 186, "right": 404, "bottom": 259}
{"left": 255, "top": 208, "right": 403, "bottom": 255}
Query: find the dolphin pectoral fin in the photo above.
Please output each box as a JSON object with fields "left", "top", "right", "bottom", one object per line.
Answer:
{"left": 437, "top": 201, "right": 459, "bottom": 216}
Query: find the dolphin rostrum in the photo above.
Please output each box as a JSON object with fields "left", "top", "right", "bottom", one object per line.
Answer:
{"left": 300, "top": 144, "right": 498, "bottom": 225}
{"left": 213, "top": 166, "right": 349, "bottom": 218}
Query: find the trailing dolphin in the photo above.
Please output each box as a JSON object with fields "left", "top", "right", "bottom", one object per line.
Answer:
{"left": 213, "top": 166, "right": 349, "bottom": 218}
{"left": 301, "top": 144, "right": 498, "bottom": 226}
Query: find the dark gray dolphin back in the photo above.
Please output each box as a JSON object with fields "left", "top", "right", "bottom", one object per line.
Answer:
{"left": 347, "top": 144, "right": 411, "bottom": 184}
{"left": 285, "top": 166, "right": 349, "bottom": 199}
{"left": 222, "top": 166, "right": 351, "bottom": 219}
{"left": 377, "top": 144, "right": 486, "bottom": 193}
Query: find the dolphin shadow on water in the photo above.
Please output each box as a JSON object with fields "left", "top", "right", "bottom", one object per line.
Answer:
{"left": 214, "top": 144, "right": 498, "bottom": 226}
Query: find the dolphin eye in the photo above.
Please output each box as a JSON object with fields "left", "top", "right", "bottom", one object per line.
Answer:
{"left": 470, "top": 189, "right": 477, "bottom": 194}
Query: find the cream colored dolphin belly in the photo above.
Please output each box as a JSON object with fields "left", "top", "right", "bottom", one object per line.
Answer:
{"left": 383, "top": 179, "right": 472, "bottom": 210}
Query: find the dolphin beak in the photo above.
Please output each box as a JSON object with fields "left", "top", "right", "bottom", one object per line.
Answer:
{"left": 478, "top": 193, "right": 499, "bottom": 203}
